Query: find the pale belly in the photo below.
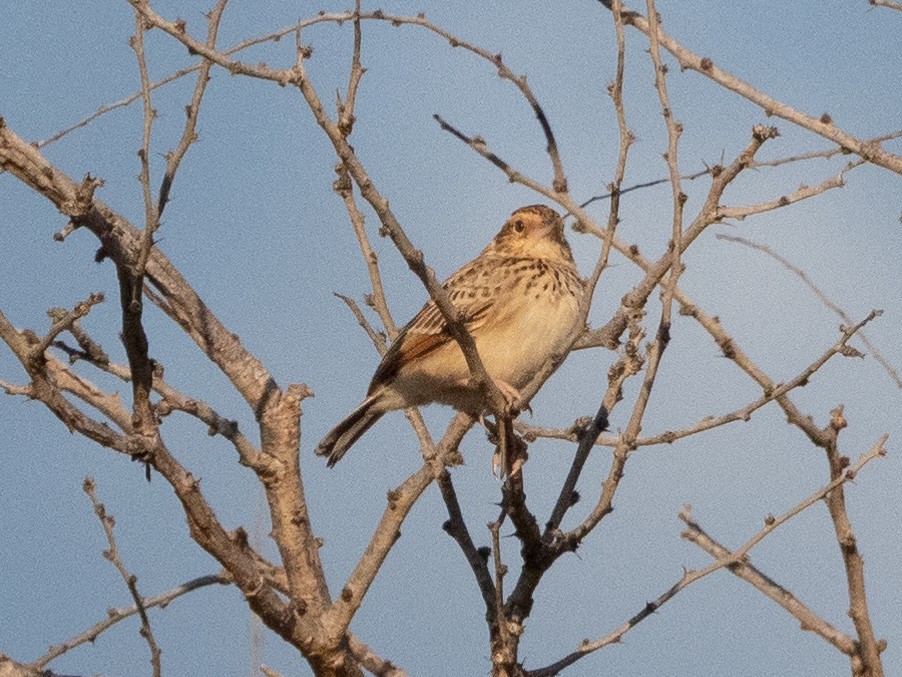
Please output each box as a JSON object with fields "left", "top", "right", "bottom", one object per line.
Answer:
{"left": 391, "top": 289, "right": 581, "bottom": 412}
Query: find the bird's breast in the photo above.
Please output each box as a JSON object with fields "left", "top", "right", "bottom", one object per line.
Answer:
{"left": 475, "top": 280, "right": 581, "bottom": 388}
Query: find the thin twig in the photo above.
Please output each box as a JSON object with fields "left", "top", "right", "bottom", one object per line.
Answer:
{"left": 579, "top": 128, "right": 902, "bottom": 208}
{"left": 542, "top": 0, "right": 631, "bottom": 535}
{"left": 334, "top": 293, "right": 386, "bottom": 354}
{"left": 646, "top": 0, "right": 685, "bottom": 322}
{"left": 34, "top": 12, "right": 372, "bottom": 148}
{"left": 334, "top": 172, "right": 397, "bottom": 339}
{"left": 682, "top": 520, "right": 857, "bottom": 657}
{"left": 520, "top": 310, "right": 879, "bottom": 448}
{"left": 30, "top": 573, "right": 230, "bottom": 670}
{"left": 129, "top": 10, "right": 158, "bottom": 278}
{"left": 34, "top": 293, "right": 105, "bottom": 360}
{"left": 717, "top": 163, "right": 856, "bottom": 220}
{"left": 598, "top": 1, "right": 902, "bottom": 175}
{"left": 870, "top": 0, "right": 902, "bottom": 11}
{"left": 717, "top": 233, "right": 901, "bottom": 388}
{"left": 321, "top": 414, "right": 474, "bottom": 642}
{"left": 526, "top": 437, "right": 885, "bottom": 677}
{"left": 156, "top": 0, "right": 228, "bottom": 219}
{"left": 83, "top": 478, "right": 162, "bottom": 677}
{"left": 438, "top": 471, "right": 497, "bottom": 623}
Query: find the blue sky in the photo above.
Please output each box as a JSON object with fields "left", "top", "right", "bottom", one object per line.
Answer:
{"left": 1, "top": 2, "right": 901, "bottom": 676}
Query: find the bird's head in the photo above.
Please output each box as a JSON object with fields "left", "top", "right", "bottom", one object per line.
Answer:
{"left": 490, "top": 205, "right": 574, "bottom": 262}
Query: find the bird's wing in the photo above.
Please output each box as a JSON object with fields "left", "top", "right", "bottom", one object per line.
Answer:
{"left": 368, "top": 261, "right": 496, "bottom": 393}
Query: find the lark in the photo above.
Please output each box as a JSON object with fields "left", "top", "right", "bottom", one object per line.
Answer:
{"left": 316, "top": 205, "right": 584, "bottom": 466}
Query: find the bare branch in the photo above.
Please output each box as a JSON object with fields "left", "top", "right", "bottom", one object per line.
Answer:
{"left": 682, "top": 521, "right": 857, "bottom": 656}
{"left": 156, "top": 0, "right": 227, "bottom": 219}
{"left": 346, "top": 635, "right": 408, "bottom": 677}
{"left": 30, "top": 573, "right": 230, "bottom": 670}
{"left": 717, "top": 233, "right": 901, "bottom": 388}
{"left": 322, "top": 414, "right": 474, "bottom": 641}
{"left": 528, "top": 437, "right": 885, "bottom": 677}
{"left": 336, "top": 0, "right": 365, "bottom": 137}
{"left": 600, "top": 2, "right": 902, "bottom": 174}
{"left": 870, "top": 0, "right": 902, "bottom": 11}
{"left": 717, "top": 164, "right": 856, "bottom": 220}
{"left": 522, "top": 310, "right": 881, "bottom": 448}
{"left": 35, "top": 293, "right": 106, "bottom": 360}
{"left": 128, "top": 10, "right": 159, "bottom": 279}
{"left": 333, "top": 173, "right": 397, "bottom": 339}
{"left": 580, "top": 130, "right": 902, "bottom": 208}
{"left": 83, "top": 478, "right": 162, "bottom": 677}
{"left": 334, "top": 293, "right": 386, "bottom": 355}
{"left": 438, "top": 471, "right": 497, "bottom": 623}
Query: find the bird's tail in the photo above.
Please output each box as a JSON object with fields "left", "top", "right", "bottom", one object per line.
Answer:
{"left": 315, "top": 395, "right": 384, "bottom": 467}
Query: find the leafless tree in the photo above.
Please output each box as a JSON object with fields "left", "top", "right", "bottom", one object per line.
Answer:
{"left": 1, "top": 2, "right": 898, "bottom": 676}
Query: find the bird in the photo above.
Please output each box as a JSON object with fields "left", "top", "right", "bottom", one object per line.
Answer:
{"left": 315, "top": 204, "right": 584, "bottom": 466}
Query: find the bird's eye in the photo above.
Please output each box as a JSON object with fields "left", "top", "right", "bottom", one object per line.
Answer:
{"left": 513, "top": 219, "right": 525, "bottom": 233}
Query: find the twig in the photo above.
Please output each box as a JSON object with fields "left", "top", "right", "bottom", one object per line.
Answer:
{"left": 488, "top": 519, "right": 515, "bottom": 675}
{"left": 30, "top": 573, "right": 230, "bottom": 670}
{"left": 702, "top": 437, "right": 884, "bottom": 570}
{"left": 682, "top": 520, "right": 857, "bottom": 656}
{"left": 156, "top": 0, "right": 228, "bottom": 219}
{"left": 579, "top": 129, "right": 902, "bottom": 208}
{"left": 526, "top": 437, "right": 885, "bottom": 677}
{"left": 336, "top": 0, "right": 365, "bottom": 137}
{"left": 334, "top": 293, "right": 386, "bottom": 354}
{"left": 33, "top": 293, "right": 105, "bottom": 361}
{"left": 366, "top": 12, "right": 569, "bottom": 193}
{"left": 521, "top": 310, "right": 880, "bottom": 448}
{"left": 83, "top": 478, "right": 162, "bottom": 677}
{"left": 822, "top": 409, "right": 886, "bottom": 676}
{"left": 575, "top": 123, "right": 780, "bottom": 351}
{"left": 870, "top": 0, "right": 902, "bottom": 11}
{"left": 45, "top": 329, "right": 268, "bottom": 470}
{"left": 321, "top": 414, "right": 474, "bottom": 642}
{"left": 600, "top": 1, "right": 902, "bottom": 174}
{"left": 646, "top": 0, "right": 685, "bottom": 321}
{"left": 34, "top": 12, "right": 371, "bottom": 148}
{"left": 717, "top": 163, "right": 857, "bottom": 220}
{"left": 0, "top": 309, "right": 132, "bottom": 453}
{"left": 333, "top": 171, "right": 397, "bottom": 339}
{"left": 541, "top": 0, "right": 630, "bottom": 536}
{"left": 562, "top": 0, "right": 693, "bottom": 534}
{"left": 544, "top": 402, "right": 609, "bottom": 532}
{"left": 129, "top": 10, "right": 159, "bottom": 279}
{"left": 716, "top": 233, "right": 901, "bottom": 388}
{"left": 438, "top": 471, "right": 497, "bottom": 622}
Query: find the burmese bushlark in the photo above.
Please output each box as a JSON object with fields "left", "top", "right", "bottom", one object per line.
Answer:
{"left": 316, "top": 204, "right": 584, "bottom": 465}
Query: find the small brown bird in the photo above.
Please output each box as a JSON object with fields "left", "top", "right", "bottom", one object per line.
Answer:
{"left": 316, "top": 204, "right": 584, "bottom": 466}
